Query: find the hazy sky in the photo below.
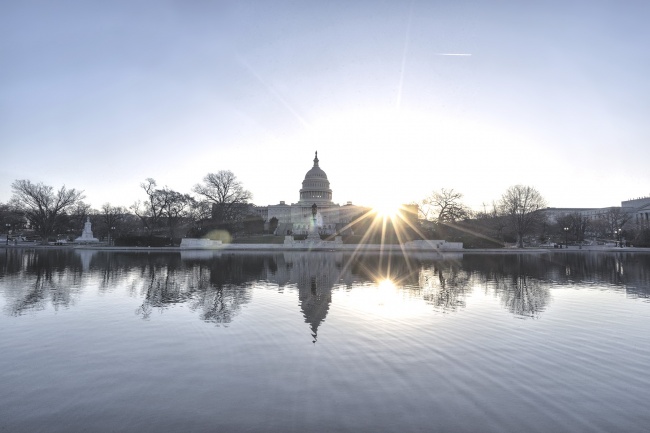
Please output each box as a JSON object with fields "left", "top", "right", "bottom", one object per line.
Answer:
{"left": 2, "top": 0, "right": 649, "bottom": 211}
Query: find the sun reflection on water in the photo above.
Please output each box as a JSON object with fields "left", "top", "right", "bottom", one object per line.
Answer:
{"left": 334, "top": 277, "right": 431, "bottom": 319}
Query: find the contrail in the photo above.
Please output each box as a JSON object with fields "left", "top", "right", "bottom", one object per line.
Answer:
{"left": 396, "top": 0, "right": 415, "bottom": 110}
{"left": 236, "top": 54, "right": 310, "bottom": 128}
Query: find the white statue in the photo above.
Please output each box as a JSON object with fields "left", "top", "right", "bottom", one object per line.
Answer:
{"left": 75, "top": 217, "right": 99, "bottom": 243}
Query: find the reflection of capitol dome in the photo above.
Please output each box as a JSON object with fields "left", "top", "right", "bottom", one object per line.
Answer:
{"left": 299, "top": 151, "right": 332, "bottom": 204}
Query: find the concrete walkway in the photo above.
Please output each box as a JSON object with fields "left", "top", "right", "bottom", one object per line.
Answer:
{"left": 4, "top": 242, "right": 649, "bottom": 254}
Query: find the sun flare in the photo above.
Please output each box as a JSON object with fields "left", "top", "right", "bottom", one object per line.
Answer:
{"left": 372, "top": 202, "right": 402, "bottom": 219}
{"left": 377, "top": 278, "right": 397, "bottom": 291}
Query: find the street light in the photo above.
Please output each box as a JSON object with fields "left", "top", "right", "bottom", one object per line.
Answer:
{"left": 564, "top": 227, "right": 569, "bottom": 249}
{"left": 110, "top": 226, "right": 116, "bottom": 246}
{"left": 615, "top": 228, "right": 622, "bottom": 248}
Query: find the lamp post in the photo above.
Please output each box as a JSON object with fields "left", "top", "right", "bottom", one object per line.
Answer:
{"left": 110, "top": 226, "right": 115, "bottom": 246}
{"left": 615, "top": 228, "right": 622, "bottom": 248}
{"left": 564, "top": 227, "right": 569, "bottom": 249}
{"left": 5, "top": 223, "right": 11, "bottom": 246}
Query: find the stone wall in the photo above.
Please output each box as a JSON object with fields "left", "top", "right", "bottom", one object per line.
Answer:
{"left": 180, "top": 238, "right": 223, "bottom": 249}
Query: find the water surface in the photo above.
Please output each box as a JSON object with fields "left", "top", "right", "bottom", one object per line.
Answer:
{"left": 1, "top": 249, "right": 649, "bottom": 432}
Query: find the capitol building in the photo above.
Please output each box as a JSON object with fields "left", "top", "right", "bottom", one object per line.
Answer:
{"left": 255, "top": 152, "right": 368, "bottom": 235}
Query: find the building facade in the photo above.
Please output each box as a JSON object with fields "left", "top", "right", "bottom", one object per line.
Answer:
{"left": 255, "top": 152, "right": 368, "bottom": 235}
{"left": 623, "top": 197, "right": 650, "bottom": 229}
{"left": 541, "top": 207, "right": 616, "bottom": 224}
{"left": 541, "top": 195, "right": 650, "bottom": 232}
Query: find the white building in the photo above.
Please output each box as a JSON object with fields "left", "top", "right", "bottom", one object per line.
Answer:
{"left": 541, "top": 194, "right": 650, "bottom": 230}
{"left": 622, "top": 197, "right": 650, "bottom": 229}
{"left": 255, "top": 152, "right": 368, "bottom": 235}
{"left": 541, "top": 207, "right": 617, "bottom": 224}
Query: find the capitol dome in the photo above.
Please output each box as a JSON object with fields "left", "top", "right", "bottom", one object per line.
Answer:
{"left": 299, "top": 151, "right": 333, "bottom": 204}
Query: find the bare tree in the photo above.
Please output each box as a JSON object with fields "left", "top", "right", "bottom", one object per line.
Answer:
{"left": 157, "top": 187, "right": 195, "bottom": 243}
{"left": 554, "top": 213, "right": 590, "bottom": 245}
{"left": 100, "top": 203, "right": 127, "bottom": 244}
{"left": 185, "top": 199, "right": 212, "bottom": 236}
{"left": 131, "top": 178, "right": 166, "bottom": 236}
{"left": 569, "top": 212, "right": 590, "bottom": 243}
{"left": 193, "top": 170, "right": 252, "bottom": 223}
{"left": 130, "top": 179, "right": 195, "bottom": 242}
{"left": 498, "top": 185, "right": 547, "bottom": 248}
{"left": 480, "top": 201, "right": 508, "bottom": 243}
{"left": 64, "top": 201, "right": 93, "bottom": 234}
{"left": 0, "top": 202, "right": 26, "bottom": 235}
{"left": 189, "top": 199, "right": 212, "bottom": 222}
{"left": 600, "top": 207, "right": 632, "bottom": 236}
{"left": 10, "top": 180, "right": 85, "bottom": 243}
{"left": 421, "top": 188, "right": 472, "bottom": 223}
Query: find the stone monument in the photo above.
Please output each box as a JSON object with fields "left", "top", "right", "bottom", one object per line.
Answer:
{"left": 75, "top": 217, "right": 99, "bottom": 243}
{"left": 306, "top": 203, "right": 321, "bottom": 242}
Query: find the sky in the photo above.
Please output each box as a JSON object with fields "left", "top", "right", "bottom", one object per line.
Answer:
{"left": 2, "top": 0, "right": 649, "bottom": 212}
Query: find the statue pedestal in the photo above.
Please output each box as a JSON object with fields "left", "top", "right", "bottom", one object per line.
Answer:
{"left": 306, "top": 231, "right": 321, "bottom": 242}
{"left": 306, "top": 215, "right": 320, "bottom": 242}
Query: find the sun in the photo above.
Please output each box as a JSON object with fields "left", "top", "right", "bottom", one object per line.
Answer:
{"left": 372, "top": 202, "right": 402, "bottom": 219}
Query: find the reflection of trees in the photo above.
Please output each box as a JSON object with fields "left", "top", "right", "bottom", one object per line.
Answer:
{"left": 4, "top": 249, "right": 650, "bottom": 324}
{"left": 419, "top": 261, "right": 470, "bottom": 312}
{"left": 462, "top": 254, "right": 551, "bottom": 318}
{"left": 187, "top": 254, "right": 267, "bottom": 324}
{"left": 133, "top": 254, "right": 258, "bottom": 323}
{"left": 492, "top": 274, "right": 549, "bottom": 318}
{"left": 346, "top": 253, "right": 474, "bottom": 314}
{"left": 571, "top": 253, "right": 650, "bottom": 298}
{"left": 516, "top": 252, "right": 650, "bottom": 299}
{"left": 191, "top": 283, "right": 250, "bottom": 324}
{"left": 187, "top": 265, "right": 252, "bottom": 324}
{"left": 1, "top": 249, "right": 83, "bottom": 316}
{"left": 134, "top": 260, "right": 193, "bottom": 319}
{"left": 616, "top": 253, "right": 650, "bottom": 299}
{"left": 45, "top": 251, "right": 263, "bottom": 323}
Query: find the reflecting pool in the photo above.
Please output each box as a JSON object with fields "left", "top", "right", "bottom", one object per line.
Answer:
{"left": 1, "top": 249, "right": 650, "bottom": 432}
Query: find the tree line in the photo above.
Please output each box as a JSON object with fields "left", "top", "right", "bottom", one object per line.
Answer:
{"left": 2, "top": 170, "right": 258, "bottom": 245}
{"left": 2, "top": 175, "right": 648, "bottom": 247}
{"left": 418, "top": 186, "right": 649, "bottom": 247}
{"left": 417, "top": 185, "right": 548, "bottom": 248}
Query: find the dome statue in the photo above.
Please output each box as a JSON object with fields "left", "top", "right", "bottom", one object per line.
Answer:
{"left": 299, "top": 151, "right": 333, "bottom": 204}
